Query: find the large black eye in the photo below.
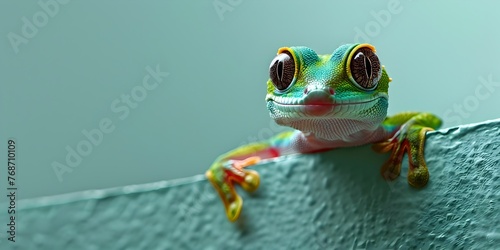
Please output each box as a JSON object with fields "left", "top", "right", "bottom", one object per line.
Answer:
{"left": 349, "top": 47, "right": 381, "bottom": 90}
{"left": 269, "top": 51, "right": 296, "bottom": 91}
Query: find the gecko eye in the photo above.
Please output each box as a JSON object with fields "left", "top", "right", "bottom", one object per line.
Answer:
{"left": 348, "top": 46, "right": 381, "bottom": 90}
{"left": 269, "top": 51, "right": 296, "bottom": 91}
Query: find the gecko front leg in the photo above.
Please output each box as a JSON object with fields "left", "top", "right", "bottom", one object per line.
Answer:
{"left": 373, "top": 112, "right": 442, "bottom": 187}
{"left": 206, "top": 142, "right": 281, "bottom": 221}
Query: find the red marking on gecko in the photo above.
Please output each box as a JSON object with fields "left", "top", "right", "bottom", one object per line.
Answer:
{"left": 304, "top": 92, "right": 335, "bottom": 116}
{"left": 268, "top": 147, "right": 280, "bottom": 158}
{"left": 225, "top": 168, "right": 244, "bottom": 183}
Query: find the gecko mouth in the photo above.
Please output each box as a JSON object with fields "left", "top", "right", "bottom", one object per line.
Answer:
{"left": 267, "top": 93, "right": 387, "bottom": 117}
{"left": 302, "top": 91, "right": 336, "bottom": 116}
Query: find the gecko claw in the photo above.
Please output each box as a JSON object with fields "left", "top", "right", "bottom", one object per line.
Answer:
{"left": 407, "top": 164, "right": 429, "bottom": 188}
{"left": 378, "top": 142, "right": 404, "bottom": 181}
{"left": 206, "top": 156, "right": 261, "bottom": 222}
{"left": 227, "top": 196, "right": 243, "bottom": 222}
{"left": 241, "top": 170, "right": 260, "bottom": 192}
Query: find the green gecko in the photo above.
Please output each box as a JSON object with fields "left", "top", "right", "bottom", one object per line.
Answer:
{"left": 206, "top": 43, "right": 442, "bottom": 222}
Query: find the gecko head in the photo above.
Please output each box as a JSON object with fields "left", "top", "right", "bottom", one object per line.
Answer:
{"left": 265, "top": 44, "right": 391, "bottom": 139}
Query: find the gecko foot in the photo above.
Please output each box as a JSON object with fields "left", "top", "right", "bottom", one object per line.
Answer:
{"left": 406, "top": 127, "right": 434, "bottom": 188}
{"left": 206, "top": 157, "right": 261, "bottom": 222}
{"left": 373, "top": 126, "right": 434, "bottom": 188}
{"left": 374, "top": 138, "right": 404, "bottom": 181}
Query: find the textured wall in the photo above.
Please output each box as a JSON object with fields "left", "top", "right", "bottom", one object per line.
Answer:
{"left": 1, "top": 119, "right": 500, "bottom": 249}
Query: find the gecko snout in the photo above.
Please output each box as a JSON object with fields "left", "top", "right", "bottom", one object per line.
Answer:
{"left": 303, "top": 86, "right": 335, "bottom": 96}
{"left": 303, "top": 87, "right": 335, "bottom": 116}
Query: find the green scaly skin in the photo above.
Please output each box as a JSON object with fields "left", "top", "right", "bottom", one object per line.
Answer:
{"left": 206, "top": 43, "right": 442, "bottom": 222}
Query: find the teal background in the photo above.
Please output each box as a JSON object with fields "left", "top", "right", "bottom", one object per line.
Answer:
{"left": 1, "top": 0, "right": 499, "bottom": 199}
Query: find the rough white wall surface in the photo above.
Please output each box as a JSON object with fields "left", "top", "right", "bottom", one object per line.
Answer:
{"left": 1, "top": 119, "right": 500, "bottom": 249}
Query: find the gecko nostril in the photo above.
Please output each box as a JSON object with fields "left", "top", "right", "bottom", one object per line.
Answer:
{"left": 304, "top": 87, "right": 334, "bottom": 96}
